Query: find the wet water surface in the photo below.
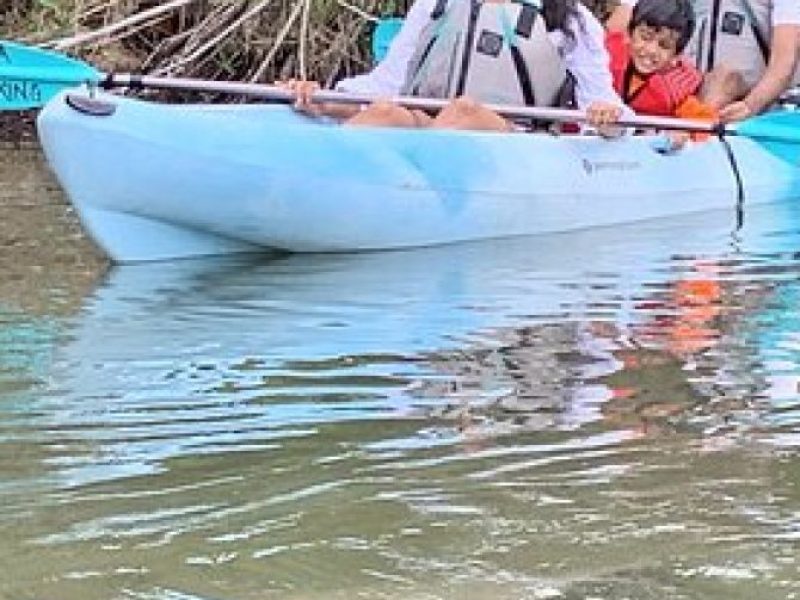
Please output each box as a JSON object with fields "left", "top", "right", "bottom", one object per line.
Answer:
{"left": 1, "top": 147, "right": 799, "bottom": 599}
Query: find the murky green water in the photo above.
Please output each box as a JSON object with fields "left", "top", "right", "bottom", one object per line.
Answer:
{"left": 1, "top": 147, "right": 799, "bottom": 599}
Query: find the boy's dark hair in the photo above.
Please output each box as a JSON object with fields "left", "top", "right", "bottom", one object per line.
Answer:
{"left": 630, "top": 0, "right": 696, "bottom": 53}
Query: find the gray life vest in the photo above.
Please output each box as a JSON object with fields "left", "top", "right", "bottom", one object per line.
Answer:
{"left": 688, "top": 0, "right": 800, "bottom": 89}
{"left": 401, "top": 0, "right": 568, "bottom": 107}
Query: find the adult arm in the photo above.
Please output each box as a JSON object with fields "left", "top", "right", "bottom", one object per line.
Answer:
{"left": 566, "top": 4, "right": 633, "bottom": 116}
{"left": 713, "top": 0, "right": 800, "bottom": 121}
{"left": 287, "top": 0, "right": 433, "bottom": 118}
{"left": 605, "top": 0, "right": 635, "bottom": 33}
{"left": 719, "top": 24, "right": 800, "bottom": 121}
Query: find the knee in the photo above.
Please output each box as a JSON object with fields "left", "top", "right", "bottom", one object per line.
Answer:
{"left": 707, "top": 64, "right": 741, "bottom": 79}
{"left": 445, "top": 96, "right": 482, "bottom": 118}
{"left": 706, "top": 65, "right": 747, "bottom": 89}
{"left": 348, "top": 100, "right": 416, "bottom": 127}
{"left": 361, "top": 100, "right": 407, "bottom": 120}
{"left": 701, "top": 65, "right": 748, "bottom": 106}
{"left": 434, "top": 96, "right": 510, "bottom": 132}
{"left": 371, "top": 100, "right": 400, "bottom": 114}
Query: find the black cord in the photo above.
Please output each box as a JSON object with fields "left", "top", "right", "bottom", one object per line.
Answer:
{"left": 718, "top": 132, "right": 745, "bottom": 230}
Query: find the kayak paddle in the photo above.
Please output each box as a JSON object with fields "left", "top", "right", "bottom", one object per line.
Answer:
{"left": 1, "top": 39, "right": 798, "bottom": 141}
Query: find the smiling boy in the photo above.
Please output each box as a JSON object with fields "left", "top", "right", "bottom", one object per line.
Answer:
{"left": 605, "top": 0, "right": 716, "bottom": 145}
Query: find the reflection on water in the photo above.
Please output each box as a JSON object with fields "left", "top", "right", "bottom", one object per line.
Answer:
{"left": 0, "top": 144, "right": 106, "bottom": 316}
{"left": 1, "top": 149, "right": 800, "bottom": 599}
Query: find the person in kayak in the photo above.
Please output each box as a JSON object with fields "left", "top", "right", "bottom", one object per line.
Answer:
{"left": 284, "top": 0, "right": 628, "bottom": 133}
{"left": 607, "top": 0, "right": 800, "bottom": 123}
{"left": 606, "top": 0, "right": 718, "bottom": 147}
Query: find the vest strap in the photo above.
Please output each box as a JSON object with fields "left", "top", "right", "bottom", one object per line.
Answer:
{"left": 431, "top": 0, "right": 448, "bottom": 20}
{"left": 515, "top": 4, "right": 537, "bottom": 38}
{"left": 621, "top": 64, "right": 647, "bottom": 105}
{"left": 510, "top": 45, "right": 537, "bottom": 105}
{"left": 738, "top": 2, "right": 771, "bottom": 63}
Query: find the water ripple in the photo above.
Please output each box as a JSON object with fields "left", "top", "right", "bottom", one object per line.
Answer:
{"left": 2, "top": 199, "right": 800, "bottom": 598}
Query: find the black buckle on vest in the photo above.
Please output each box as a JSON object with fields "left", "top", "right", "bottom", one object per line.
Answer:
{"left": 515, "top": 4, "right": 538, "bottom": 38}
{"left": 476, "top": 30, "right": 504, "bottom": 57}
{"left": 721, "top": 11, "right": 745, "bottom": 36}
{"left": 431, "top": 0, "right": 448, "bottom": 19}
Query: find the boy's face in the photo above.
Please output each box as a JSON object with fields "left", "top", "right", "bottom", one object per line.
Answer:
{"left": 629, "top": 24, "right": 681, "bottom": 75}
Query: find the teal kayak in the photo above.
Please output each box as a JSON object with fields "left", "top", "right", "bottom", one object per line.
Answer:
{"left": 37, "top": 90, "right": 800, "bottom": 263}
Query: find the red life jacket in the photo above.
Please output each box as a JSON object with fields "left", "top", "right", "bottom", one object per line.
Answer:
{"left": 606, "top": 31, "right": 703, "bottom": 117}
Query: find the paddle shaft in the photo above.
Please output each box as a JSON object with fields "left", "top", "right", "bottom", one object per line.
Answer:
{"left": 104, "top": 73, "right": 720, "bottom": 134}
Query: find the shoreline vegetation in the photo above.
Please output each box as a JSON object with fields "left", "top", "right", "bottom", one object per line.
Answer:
{"left": 0, "top": 0, "right": 618, "bottom": 140}
{"left": 3, "top": 1, "right": 618, "bottom": 82}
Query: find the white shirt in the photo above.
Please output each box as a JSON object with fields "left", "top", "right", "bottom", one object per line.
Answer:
{"left": 337, "top": 0, "right": 629, "bottom": 112}
{"left": 619, "top": 0, "right": 800, "bottom": 26}
{"left": 775, "top": 0, "right": 800, "bottom": 25}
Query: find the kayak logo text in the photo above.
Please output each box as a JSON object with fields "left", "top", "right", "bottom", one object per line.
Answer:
{"left": 582, "top": 158, "right": 640, "bottom": 175}
{"left": 0, "top": 79, "right": 42, "bottom": 105}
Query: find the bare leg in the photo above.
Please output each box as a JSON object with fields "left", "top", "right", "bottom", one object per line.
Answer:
{"left": 699, "top": 65, "right": 749, "bottom": 110}
{"left": 344, "top": 97, "right": 510, "bottom": 131}
{"left": 345, "top": 100, "right": 425, "bottom": 128}
{"left": 431, "top": 97, "right": 513, "bottom": 132}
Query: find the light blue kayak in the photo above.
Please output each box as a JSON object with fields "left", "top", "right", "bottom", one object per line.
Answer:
{"left": 37, "top": 90, "right": 800, "bottom": 263}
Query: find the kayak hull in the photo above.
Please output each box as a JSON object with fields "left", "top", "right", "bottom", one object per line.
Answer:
{"left": 37, "top": 91, "right": 800, "bottom": 262}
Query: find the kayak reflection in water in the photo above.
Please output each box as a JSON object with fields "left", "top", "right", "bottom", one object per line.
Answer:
{"left": 280, "top": 0, "right": 629, "bottom": 135}
{"left": 588, "top": 261, "right": 727, "bottom": 436}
